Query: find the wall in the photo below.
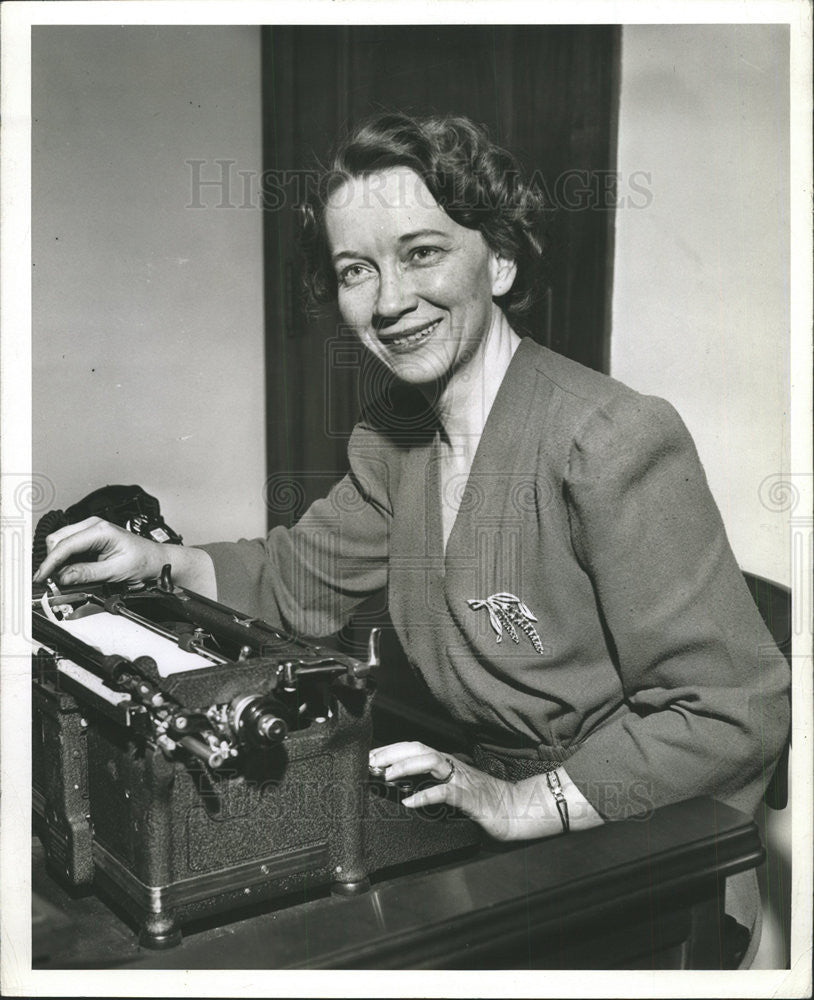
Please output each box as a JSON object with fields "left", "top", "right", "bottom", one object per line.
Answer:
{"left": 613, "top": 24, "right": 792, "bottom": 970}
{"left": 612, "top": 24, "right": 790, "bottom": 586}
{"left": 32, "top": 26, "right": 266, "bottom": 544}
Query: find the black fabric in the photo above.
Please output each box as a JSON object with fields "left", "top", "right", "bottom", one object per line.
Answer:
{"left": 722, "top": 914, "right": 752, "bottom": 969}
{"left": 471, "top": 742, "right": 567, "bottom": 782}
{"left": 32, "top": 509, "right": 68, "bottom": 573}
{"left": 33, "top": 485, "right": 182, "bottom": 575}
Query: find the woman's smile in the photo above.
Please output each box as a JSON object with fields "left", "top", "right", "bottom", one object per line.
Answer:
{"left": 378, "top": 316, "right": 444, "bottom": 351}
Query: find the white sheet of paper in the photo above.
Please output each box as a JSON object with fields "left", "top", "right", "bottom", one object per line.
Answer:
{"left": 58, "top": 612, "right": 217, "bottom": 676}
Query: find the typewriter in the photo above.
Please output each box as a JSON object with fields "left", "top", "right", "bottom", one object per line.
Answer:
{"left": 31, "top": 490, "right": 479, "bottom": 949}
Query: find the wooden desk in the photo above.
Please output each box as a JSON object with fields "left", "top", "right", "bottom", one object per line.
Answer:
{"left": 33, "top": 796, "right": 762, "bottom": 970}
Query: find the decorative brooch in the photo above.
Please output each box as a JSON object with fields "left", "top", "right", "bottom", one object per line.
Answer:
{"left": 466, "top": 592, "right": 546, "bottom": 656}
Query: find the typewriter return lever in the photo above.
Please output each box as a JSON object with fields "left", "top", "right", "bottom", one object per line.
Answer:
{"left": 343, "top": 625, "right": 382, "bottom": 687}
{"left": 159, "top": 563, "right": 173, "bottom": 592}
{"left": 277, "top": 627, "right": 381, "bottom": 692}
{"left": 363, "top": 627, "right": 382, "bottom": 670}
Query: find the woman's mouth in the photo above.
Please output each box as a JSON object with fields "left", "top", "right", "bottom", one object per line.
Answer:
{"left": 381, "top": 318, "right": 442, "bottom": 351}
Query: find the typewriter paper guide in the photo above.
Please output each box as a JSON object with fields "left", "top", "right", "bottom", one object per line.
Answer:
{"left": 57, "top": 612, "right": 218, "bottom": 676}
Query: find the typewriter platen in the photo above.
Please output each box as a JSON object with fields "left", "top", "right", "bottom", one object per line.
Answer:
{"left": 32, "top": 573, "right": 479, "bottom": 948}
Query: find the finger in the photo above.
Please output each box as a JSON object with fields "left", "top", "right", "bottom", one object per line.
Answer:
{"left": 34, "top": 521, "right": 113, "bottom": 582}
{"left": 44, "top": 516, "right": 104, "bottom": 552}
{"left": 402, "top": 782, "right": 465, "bottom": 811}
{"left": 402, "top": 777, "right": 510, "bottom": 830}
{"left": 382, "top": 752, "right": 441, "bottom": 781}
{"left": 369, "top": 741, "right": 432, "bottom": 768}
{"left": 35, "top": 518, "right": 103, "bottom": 581}
{"left": 55, "top": 559, "right": 125, "bottom": 587}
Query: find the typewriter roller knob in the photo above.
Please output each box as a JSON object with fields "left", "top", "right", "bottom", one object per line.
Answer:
{"left": 230, "top": 694, "right": 288, "bottom": 747}
{"left": 257, "top": 712, "right": 286, "bottom": 742}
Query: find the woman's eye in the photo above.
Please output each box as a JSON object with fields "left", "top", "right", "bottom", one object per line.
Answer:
{"left": 408, "top": 246, "right": 442, "bottom": 265}
{"left": 337, "top": 264, "right": 371, "bottom": 287}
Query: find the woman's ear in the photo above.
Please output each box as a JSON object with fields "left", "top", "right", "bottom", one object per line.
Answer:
{"left": 489, "top": 255, "right": 518, "bottom": 298}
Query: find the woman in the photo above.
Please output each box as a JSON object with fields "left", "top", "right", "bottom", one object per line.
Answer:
{"left": 35, "top": 113, "right": 789, "bottom": 947}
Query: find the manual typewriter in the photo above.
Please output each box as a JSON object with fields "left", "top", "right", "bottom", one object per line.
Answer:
{"left": 31, "top": 489, "right": 479, "bottom": 948}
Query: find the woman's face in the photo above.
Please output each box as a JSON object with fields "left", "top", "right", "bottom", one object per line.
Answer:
{"left": 324, "top": 167, "right": 514, "bottom": 386}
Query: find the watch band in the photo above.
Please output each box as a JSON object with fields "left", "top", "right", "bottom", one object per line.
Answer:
{"left": 546, "top": 769, "right": 570, "bottom": 833}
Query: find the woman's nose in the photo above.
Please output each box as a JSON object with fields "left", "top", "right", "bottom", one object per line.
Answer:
{"left": 373, "top": 265, "right": 417, "bottom": 324}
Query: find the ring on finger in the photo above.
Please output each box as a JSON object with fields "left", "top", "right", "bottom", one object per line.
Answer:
{"left": 437, "top": 756, "right": 455, "bottom": 784}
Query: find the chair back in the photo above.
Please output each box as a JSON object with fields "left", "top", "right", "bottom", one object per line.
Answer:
{"left": 742, "top": 571, "right": 791, "bottom": 810}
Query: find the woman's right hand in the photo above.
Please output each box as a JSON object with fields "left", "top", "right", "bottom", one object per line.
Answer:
{"left": 33, "top": 516, "right": 168, "bottom": 587}
{"left": 34, "top": 515, "right": 218, "bottom": 595}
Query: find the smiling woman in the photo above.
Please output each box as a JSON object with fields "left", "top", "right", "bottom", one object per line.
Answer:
{"left": 34, "top": 111, "right": 791, "bottom": 963}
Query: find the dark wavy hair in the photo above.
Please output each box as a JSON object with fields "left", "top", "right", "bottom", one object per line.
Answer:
{"left": 299, "top": 112, "right": 546, "bottom": 326}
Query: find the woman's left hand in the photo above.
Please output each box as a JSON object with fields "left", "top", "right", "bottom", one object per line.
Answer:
{"left": 369, "top": 741, "right": 531, "bottom": 841}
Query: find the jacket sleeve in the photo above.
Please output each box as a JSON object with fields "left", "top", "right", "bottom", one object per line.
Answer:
{"left": 562, "top": 393, "right": 790, "bottom": 820}
{"left": 195, "top": 423, "right": 392, "bottom": 637}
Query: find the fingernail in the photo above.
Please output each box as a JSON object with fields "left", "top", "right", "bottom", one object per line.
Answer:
{"left": 60, "top": 570, "right": 76, "bottom": 585}
{"left": 401, "top": 794, "right": 416, "bottom": 807}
